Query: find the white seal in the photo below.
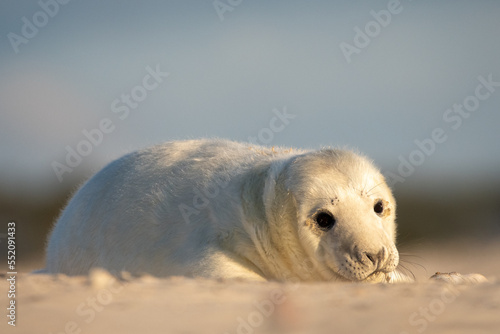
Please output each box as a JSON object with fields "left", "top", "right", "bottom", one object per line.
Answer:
{"left": 45, "top": 139, "right": 409, "bottom": 282}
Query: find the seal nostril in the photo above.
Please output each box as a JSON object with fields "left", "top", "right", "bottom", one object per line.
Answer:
{"left": 366, "top": 253, "right": 376, "bottom": 265}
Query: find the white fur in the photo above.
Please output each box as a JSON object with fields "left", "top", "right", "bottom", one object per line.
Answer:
{"left": 45, "top": 139, "right": 408, "bottom": 282}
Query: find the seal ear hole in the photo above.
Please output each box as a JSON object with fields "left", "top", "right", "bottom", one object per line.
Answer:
{"left": 314, "top": 212, "right": 336, "bottom": 231}
{"left": 374, "top": 200, "right": 384, "bottom": 215}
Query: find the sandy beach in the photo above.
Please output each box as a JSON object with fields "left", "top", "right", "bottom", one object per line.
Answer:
{"left": 2, "top": 238, "right": 499, "bottom": 334}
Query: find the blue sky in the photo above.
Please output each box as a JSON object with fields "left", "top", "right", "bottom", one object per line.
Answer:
{"left": 1, "top": 0, "right": 499, "bottom": 197}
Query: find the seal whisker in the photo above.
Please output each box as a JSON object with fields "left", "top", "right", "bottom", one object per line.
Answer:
{"left": 396, "top": 263, "right": 416, "bottom": 282}
{"left": 398, "top": 257, "right": 427, "bottom": 278}
{"left": 366, "top": 181, "right": 384, "bottom": 197}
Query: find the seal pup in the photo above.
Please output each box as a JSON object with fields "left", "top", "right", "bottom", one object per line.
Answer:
{"left": 44, "top": 139, "right": 446, "bottom": 282}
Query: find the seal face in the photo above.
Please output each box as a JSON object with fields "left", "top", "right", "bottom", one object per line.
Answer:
{"left": 266, "top": 149, "right": 400, "bottom": 282}
{"left": 45, "top": 139, "right": 402, "bottom": 282}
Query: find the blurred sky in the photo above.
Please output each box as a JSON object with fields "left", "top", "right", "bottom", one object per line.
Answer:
{"left": 1, "top": 0, "right": 499, "bottom": 198}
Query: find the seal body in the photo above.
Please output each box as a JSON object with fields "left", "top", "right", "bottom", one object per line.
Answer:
{"left": 46, "top": 139, "right": 404, "bottom": 282}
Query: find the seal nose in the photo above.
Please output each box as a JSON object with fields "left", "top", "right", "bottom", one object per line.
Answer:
{"left": 363, "top": 247, "right": 386, "bottom": 269}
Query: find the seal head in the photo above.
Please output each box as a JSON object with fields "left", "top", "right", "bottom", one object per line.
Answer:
{"left": 260, "top": 149, "right": 399, "bottom": 282}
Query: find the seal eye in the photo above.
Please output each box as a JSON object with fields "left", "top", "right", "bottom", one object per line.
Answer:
{"left": 374, "top": 200, "right": 384, "bottom": 215}
{"left": 315, "top": 212, "right": 336, "bottom": 230}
